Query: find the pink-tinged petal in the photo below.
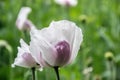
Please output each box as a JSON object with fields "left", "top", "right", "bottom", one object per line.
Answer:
{"left": 12, "top": 57, "right": 29, "bottom": 68}
{"left": 21, "top": 53, "right": 37, "bottom": 67}
{"left": 12, "top": 39, "right": 38, "bottom": 68}
{"left": 12, "top": 53, "right": 36, "bottom": 68}
{"left": 68, "top": 27, "right": 83, "bottom": 63}
{"left": 23, "top": 20, "right": 36, "bottom": 30}
{"left": 16, "top": 7, "right": 31, "bottom": 30}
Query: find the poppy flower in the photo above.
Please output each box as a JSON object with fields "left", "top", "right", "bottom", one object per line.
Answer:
{"left": 16, "top": 7, "right": 34, "bottom": 30}
{"left": 30, "top": 20, "right": 83, "bottom": 67}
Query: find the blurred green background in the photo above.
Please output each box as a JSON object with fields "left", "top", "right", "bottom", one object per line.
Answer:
{"left": 0, "top": 0, "right": 120, "bottom": 80}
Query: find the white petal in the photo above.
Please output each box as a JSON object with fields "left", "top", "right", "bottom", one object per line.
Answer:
{"left": 20, "top": 39, "right": 30, "bottom": 53}
{"left": 12, "top": 56, "right": 32, "bottom": 68}
{"left": 68, "top": 27, "right": 83, "bottom": 63}
{"left": 20, "top": 39, "right": 28, "bottom": 47}
{"left": 12, "top": 52, "right": 37, "bottom": 68}
{"left": 49, "top": 20, "right": 76, "bottom": 48}
{"left": 30, "top": 39, "right": 47, "bottom": 67}
{"left": 12, "top": 39, "right": 38, "bottom": 68}
{"left": 16, "top": 7, "right": 31, "bottom": 30}
{"left": 54, "top": 0, "right": 77, "bottom": 6}
{"left": 30, "top": 31, "right": 57, "bottom": 66}
{"left": 69, "top": 0, "right": 77, "bottom": 6}
{"left": 39, "top": 27, "right": 64, "bottom": 46}
{"left": 17, "top": 47, "right": 24, "bottom": 56}
{"left": 34, "top": 20, "right": 75, "bottom": 46}
{"left": 17, "top": 39, "right": 30, "bottom": 57}
{"left": 30, "top": 29, "right": 41, "bottom": 59}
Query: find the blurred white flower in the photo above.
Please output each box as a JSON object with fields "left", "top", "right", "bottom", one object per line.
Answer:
{"left": 30, "top": 20, "right": 83, "bottom": 67}
{"left": 16, "top": 7, "right": 35, "bottom": 30}
{"left": 54, "top": 0, "right": 78, "bottom": 6}
{"left": 83, "top": 67, "right": 93, "bottom": 75}
{"left": 12, "top": 39, "right": 40, "bottom": 68}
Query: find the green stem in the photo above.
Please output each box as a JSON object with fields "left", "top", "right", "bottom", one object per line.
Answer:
{"left": 10, "top": 52, "right": 13, "bottom": 80}
{"left": 32, "top": 67, "right": 36, "bottom": 80}
{"left": 110, "top": 61, "right": 116, "bottom": 80}
{"left": 54, "top": 66, "right": 60, "bottom": 80}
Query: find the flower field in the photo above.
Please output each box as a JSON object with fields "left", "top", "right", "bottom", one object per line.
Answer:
{"left": 0, "top": 0, "right": 120, "bottom": 80}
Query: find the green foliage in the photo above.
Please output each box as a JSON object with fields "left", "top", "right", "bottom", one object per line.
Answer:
{"left": 0, "top": 0, "right": 120, "bottom": 80}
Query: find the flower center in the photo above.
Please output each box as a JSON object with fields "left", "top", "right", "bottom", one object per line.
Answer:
{"left": 55, "top": 40, "right": 70, "bottom": 66}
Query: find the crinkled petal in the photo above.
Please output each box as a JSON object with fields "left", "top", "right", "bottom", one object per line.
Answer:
{"left": 12, "top": 39, "right": 38, "bottom": 68}
{"left": 30, "top": 39, "right": 48, "bottom": 67}
{"left": 37, "top": 25, "right": 65, "bottom": 46}
{"left": 33, "top": 20, "right": 75, "bottom": 46}
{"left": 30, "top": 29, "right": 58, "bottom": 66}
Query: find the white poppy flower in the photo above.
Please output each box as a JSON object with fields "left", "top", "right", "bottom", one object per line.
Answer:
{"left": 30, "top": 20, "right": 83, "bottom": 67}
{"left": 16, "top": 7, "right": 34, "bottom": 30}
{"left": 12, "top": 39, "right": 39, "bottom": 68}
{"left": 54, "top": 0, "right": 78, "bottom": 6}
